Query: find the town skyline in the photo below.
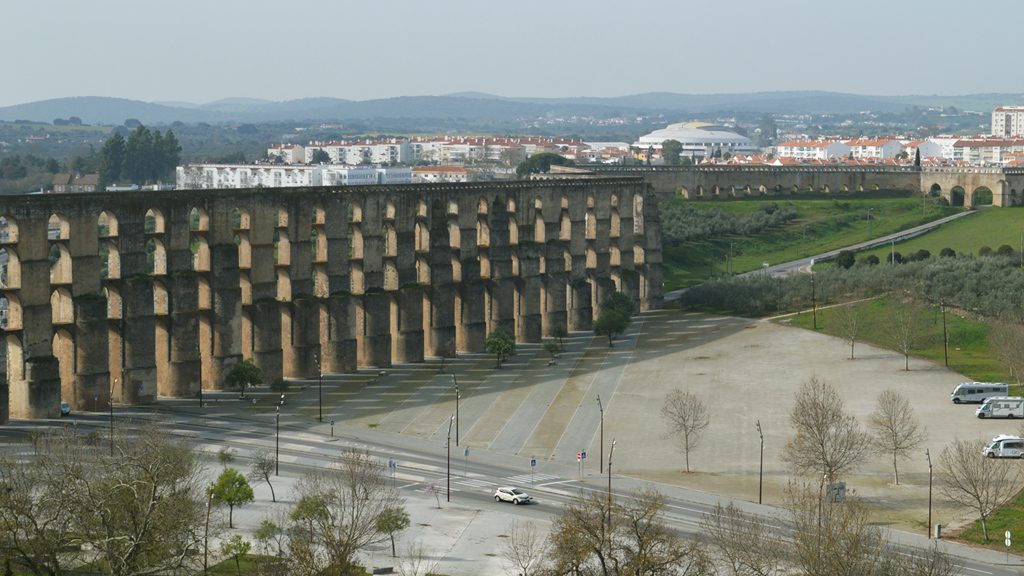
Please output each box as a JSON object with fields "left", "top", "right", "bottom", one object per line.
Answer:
{"left": 5, "top": 0, "right": 1024, "bottom": 107}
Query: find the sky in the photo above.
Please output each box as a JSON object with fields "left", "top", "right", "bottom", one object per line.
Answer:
{"left": 3, "top": 0, "right": 1022, "bottom": 107}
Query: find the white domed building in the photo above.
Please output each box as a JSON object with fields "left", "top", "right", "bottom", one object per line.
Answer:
{"left": 633, "top": 122, "right": 759, "bottom": 162}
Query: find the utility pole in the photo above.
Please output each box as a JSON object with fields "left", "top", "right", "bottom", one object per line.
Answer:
{"left": 756, "top": 420, "right": 764, "bottom": 504}
{"left": 452, "top": 374, "right": 460, "bottom": 447}
{"left": 607, "top": 438, "right": 616, "bottom": 526}
{"left": 275, "top": 405, "right": 280, "bottom": 476}
{"left": 315, "top": 349, "right": 323, "bottom": 423}
{"left": 109, "top": 377, "right": 117, "bottom": 457}
{"left": 941, "top": 302, "right": 949, "bottom": 367}
{"left": 597, "top": 395, "right": 604, "bottom": 474}
{"left": 203, "top": 484, "right": 213, "bottom": 575}
{"left": 810, "top": 259, "right": 817, "bottom": 330}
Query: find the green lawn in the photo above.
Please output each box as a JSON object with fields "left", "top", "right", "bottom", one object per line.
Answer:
{"left": 956, "top": 488, "right": 1024, "bottom": 553}
{"left": 662, "top": 196, "right": 957, "bottom": 291}
{"left": 785, "top": 297, "right": 1009, "bottom": 385}
{"left": 856, "top": 206, "right": 1024, "bottom": 262}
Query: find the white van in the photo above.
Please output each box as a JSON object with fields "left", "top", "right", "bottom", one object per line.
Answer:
{"left": 976, "top": 396, "right": 1024, "bottom": 419}
{"left": 950, "top": 382, "right": 1009, "bottom": 404}
{"left": 983, "top": 435, "right": 1024, "bottom": 458}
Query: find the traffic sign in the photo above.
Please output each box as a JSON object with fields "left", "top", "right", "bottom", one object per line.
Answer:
{"left": 464, "top": 447, "right": 469, "bottom": 458}
{"left": 1006, "top": 530, "right": 1012, "bottom": 548}
{"left": 581, "top": 450, "right": 587, "bottom": 460}
{"left": 530, "top": 458, "right": 536, "bottom": 467}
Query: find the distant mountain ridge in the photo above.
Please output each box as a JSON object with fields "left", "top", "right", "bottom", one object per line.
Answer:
{"left": 3, "top": 91, "right": 1024, "bottom": 126}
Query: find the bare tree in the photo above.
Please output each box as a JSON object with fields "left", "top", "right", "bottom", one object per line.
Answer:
{"left": 660, "top": 390, "right": 710, "bottom": 473}
{"left": 887, "top": 300, "right": 929, "bottom": 371}
{"left": 286, "top": 448, "right": 403, "bottom": 575}
{"left": 782, "top": 377, "right": 870, "bottom": 480}
{"left": 547, "top": 489, "right": 712, "bottom": 576}
{"left": 938, "top": 438, "right": 1023, "bottom": 542}
{"left": 700, "top": 502, "right": 786, "bottom": 576}
{"left": 990, "top": 319, "right": 1024, "bottom": 385}
{"left": 249, "top": 449, "right": 278, "bottom": 502}
{"left": 396, "top": 540, "right": 433, "bottom": 576}
{"left": 785, "top": 482, "right": 887, "bottom": 576}
{"left": 501, "top": 520, "right": 549, "bottom": 576}
{"left": 834, "top": 303, "right": 862, "bottom": 360}
{"left": 868, "top": 390, "right": 925, "bottom": 485}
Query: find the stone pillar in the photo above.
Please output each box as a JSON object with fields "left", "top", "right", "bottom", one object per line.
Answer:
{"left": 252, "top": 300, "right": 283, "bottom": 385}
{"left": 0, "top": 373, "right": 7, "bottom": 424}
{"left": 640, "top": 193, "right": 664, "bottom": 311}
{"left": 12, "top": 215, "right": 56, "bottom": 418}
{"left": 457, "top": 281, "right": 487, "bottom": 353}
{"left": 167, "top": 274, "right": 200, "bottom": 398}
{"left": 287, "top": 296, "right": 320, "bottom": 378}
{"left": 73, "top": 295, "right": 109, "bottom": 410}
{"left": 542, "top": 242, "right": 568, "bottom": 337}
{"left": 16, "top": 358, "right": 60, "bottom": 419}
{"left": 516, "top": 242, "right": 543, "bottom": 343}
{"left": 358, "top": 291, "right": 391, "bottom": 368}
{"left": 428, "top": 208, "right": 455, "bottom": 357}
{"left": 122, "top": 276, "right": 156, "bottom": 405}
{"left": 209, "top": 217, "right": 243, "bottom": 390}
{"left": 487, "top": 203, "right": 516, "bottom": 337}
{"left": 568, "top": 279, "right": 593, "bottom": 332}
{"left": 326, "top": 293, "right": 357, "bottom": 373}
{"left": 394, "top": 285, "right": 424, "bottom": 363}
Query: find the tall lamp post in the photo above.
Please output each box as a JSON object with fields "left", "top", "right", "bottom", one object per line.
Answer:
{"left": 315, "top": 349, "right": 323, "bottom": 423}
{"left": 596, "top": 395, "right": 604, "bottom": 474}
{"left": 756, "top": 419, "right": 764, "bottom": 504}
{"left": 607, "top": 438, "right": 616, "bottom": 524}
{"left": 810, "top": 258, "right": 817, "bottom": 330}
{"left": 926, "top": 449, "right": 933, "bottom": 538}
{"left": 451, "top": 374, "right": 460, "bottom": 447}
{"left": 275, "top": 405, "right": 281, "bottom": 477}
{"left": 109, "top": 377, "right": 117, "bottom": 457}
{"left": 203, "top": 483, "right": 214, "bottom": 575}
{"left": 446, "top": 415, "right": 454, "bottom": 502}
{"left": 940, "top": 302, "right": 949, "bottom": 367}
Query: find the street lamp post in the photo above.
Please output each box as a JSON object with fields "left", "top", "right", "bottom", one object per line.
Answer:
{"left": 597, "top": 395, "right": 604, "bottom": 474}
{"left": 867, "top": 207, "right": 874, "bottom": 238}
{"left": 810, "top": 259, "right": 817, "bottom": 330}
{"left": 607, "top": 438, "right": 616, "bottom": 525}
{"left": 315, "top": 349, "right": 323, "bottom": 423}
{"left": 275, "top": 405, "right": 280, "bottom": 477}
{"left": 203, "top": 483, "right": 214, "bottom": 575}
{"left": 940, "top": 302, "right": 949, "bottom": 367}
{"left": 926, "top": 449, "right": 933, "bottom": 538}
{"left": 451, "top": 375, "right": 460, "bottom": 447}
{"left": 446, "top": 415, "right": 454, "bottom": 503}
{"left": 109, "top": 377, "right": 117, "bottom": 457}
{"left": 756, "top": 420, "right": 764, "bottom": 504}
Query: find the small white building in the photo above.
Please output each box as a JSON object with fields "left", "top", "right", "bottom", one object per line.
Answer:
{"left": 412, "top": 166, "right": 472, "bottom": 183}
{"left": 176, "top": 164, "right": 413, "bottom": 189}
{"left": 775, "top": 140, "right": 850, "bottom": 160}
{"left": 305, "top": 139, "right": 411, "bottom": 165}
{"left": 952, "top": 139, "right": 1024, "bottom": 165}
{"left": 267, "top": 144, "right": 305, "bottom": 164}
{"left": 843, "top": 138, "right": 904, "bottom": 159}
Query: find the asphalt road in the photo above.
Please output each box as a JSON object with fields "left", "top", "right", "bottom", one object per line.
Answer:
{"left": 3, "top": 405, "right": 1019, "bottom": 576}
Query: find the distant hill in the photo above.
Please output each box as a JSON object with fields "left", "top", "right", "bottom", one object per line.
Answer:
{"left": 4, "top": 91, "right": 1024, "bottom": 126}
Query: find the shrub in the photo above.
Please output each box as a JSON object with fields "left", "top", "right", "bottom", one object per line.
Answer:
{"left": 939, "top": 247, "right": 956, "bottom": 258}
{"left": 864, "top": 254, "right": 880, "bottom": 266}
{"left": 835, "top": 250, "right": 855, "bottom": 269}
{"left": 997, "top": 244, "right": 1014, "bottom": 257}
{"left": 979, "top": 246, "right": 993, "bottom": 257}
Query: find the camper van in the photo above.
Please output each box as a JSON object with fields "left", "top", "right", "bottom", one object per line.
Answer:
{"left": 976, "top": 396, "right": 1024, "bottom": 419}
{"left": 983, "top": 435, "right": 1024, "bottom": 458}
{"left": 950, "top": 382, "right": 1009, "bottom": 404}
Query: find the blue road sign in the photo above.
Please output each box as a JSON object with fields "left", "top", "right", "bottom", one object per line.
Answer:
{"left": 581, "top": 450, "right": 587, "bottom": 460}
{"left": 531, "top": 458, "right": 537, "bottom": 467}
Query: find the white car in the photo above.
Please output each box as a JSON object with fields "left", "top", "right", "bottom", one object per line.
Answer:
{"left": 59, "top": 401, "right": 71, "bottom": 417}
{"left": 494, "top": 486, "right": 532, "bottom": 505}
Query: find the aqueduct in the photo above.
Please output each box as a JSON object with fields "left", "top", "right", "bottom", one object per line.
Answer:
{"left": 0, "top": 178, "right": 662, "bottom": 422}
{"left": 579, "top": 165, "right": 1024, "bottom": 208}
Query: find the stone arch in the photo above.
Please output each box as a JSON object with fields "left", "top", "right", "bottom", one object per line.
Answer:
{"left": 610, "top": 244, "right": 621, "bottom": 266}
{"left": 385, "top": 200, "right": 397, "bottom": 221}
{"left": 633, "top": 194, "right": 645, "bottom": 235}
{"left": 774, "top": 184, "right": 782, "bottom": 193}
{"left": 48, "top": 213, "right": 70, "bottom": 241}
{"left": 189, "top": 206, "right": 210, "bottom": 232}
{"left": 534, "top": 196, "right": 546, "bottom": 243}
{"left": 146, "top": 238, "right": 167, "bottom": 275}
{"left": 758, "top": 185, "right": 767, "bottom": 195}
{"left": 841, "top": 184, "right": 850, "bottom": 193}
{"left": 476, "top": 205, "right": 491, "bottom": 247}
{"left": 950, "top": 186, "right": 966, "bottom": 207}
{"left": 384, "top": 221, "right": 397, "bottom": 258}
{"left": 277, "top": 205, "right": 290, "bottom": 228}
{"left": 821, "top": 184, "right": 830, "bottom": 194}
{"left": 49, "top": 243, "right": 72, "bottom": 285}
{"left": 100, "top": 241, "right": 120, "bottom": 280}
{"left": 3, "top": 292, "right": 21, "bottom": 330}
{"left": 0, "top": 216, "right": 19, "bottom": 244}
{"left": 103, "top": 285, "right": 122, "bottom": 320}
{"left": 743, "top": 185, "right": 752, "bottom": 196}
{"left": 97, "top": 210, "right": 118, "bottom": 238}
{"left": 559, "top": 195, "right": 571, "bottom": 240}
{"left": 871, "top": 184, "right": 880, "bottom": 192}
{"left": 311, "top": 202, "right": 328, "bottom": 298}
{"left": 585, "top": 208, "right": 596, "bottom": 240}
{"left": 478, "top": 196, "right": 489, "bottom": 215}
{"left": 790, "top": 185, "right": 799, "bottom": 194}
{"left": 972, "top": 186, "right": 993, "bottom": 207}
{"left": 50, "top": 287, "right": 74, "bottom": 325}
{"left": 191, "top": 235, "right": 210, "bottom": 272}
{"left": 679, "top": 186, "right": 689, "bottom": 198}
{"left": 145, "top": 208, "right": 165, "bottom": 234}
{"left": 52, "top": 328, "right": 75, "bottom": 407}
{"left": 929, "top": 183, "right": 942, "bottom": 197}
{"left": 696, "top": 185, "right": 704, "bottom": 197}
{"left": 610, "top": 196, "right": 621, "bottom": 238}
{"left": 6, "top": 333, "right": 23, "bottom": 385}
{"left": 0, "top": 247, "right": 21, "bottom": 289}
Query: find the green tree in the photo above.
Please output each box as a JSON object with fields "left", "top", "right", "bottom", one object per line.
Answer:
{"left": 515, "top": 153, "right": 573, "bottom": 178}
{"left": 835, "top": 250, "right": 855, "bottom": 269}
{"left": 158, "top": 129, "right": 181, "bottom": 180}
{"left": 249, "top": 449, "right": 277, "bottom": 502}
{"left": 914, "top": 148, "right": 921, "bottom": 167}
{"left": 603, "top": 291, "right": 635, "bottom": 319}
{"left": 225, "top": 358, "right": 262, "bottom": 398}
{"left": 543, "top": 341, "right": 560, "bottom": 360}
{"left": 661, "top": 139, "right": 683, "bottom": 165}
{"left": 485, "top": 329, "right": 515, "bottom": 368}
{"left": 375, "top": 506, "right": 410, "bottom": 557}
{"left": 220, "top": 535, "right": 251, "bottom": 576}
{"left": 593, "top": 309, "right": 629, "bottom": 347}
{"left": 550, "top": 325, "right": 567, "bottom": 350}
{"left": 209, "top": 467, "right": 255, "bottom": 529}
{"left": 124, "top": 125, "right": 154, "bottom": 183}
{"left": 310, "top": 149, "right": 331, "bottom": 164}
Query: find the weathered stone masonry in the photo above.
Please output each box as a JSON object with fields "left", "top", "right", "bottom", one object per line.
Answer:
{"left": 0, "top": 177, "right": 662, "bottom": 422}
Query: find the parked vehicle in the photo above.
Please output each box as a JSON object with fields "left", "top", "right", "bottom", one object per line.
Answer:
{"left": 976, "top": 396, "right": 1024, "bottom": 419}
{"left": 950, "top": 382, "right": 1008, "bottom": 404}
{"left": 983, "top": 434, "right": 1024, "bottom": 458}
{"left": 59, "top": 401, "right": 71, "bottom": 417}
{"left": 494, "top": 486, "right": 532, "bottom": 505}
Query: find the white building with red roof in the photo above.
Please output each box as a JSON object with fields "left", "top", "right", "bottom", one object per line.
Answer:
{"left": 992, "top": 106, "right": 1024, "bottom": 137}
{"left": 843, "top": 138, "right": 904, "bottom": 159}
{"left": 774, "top": 140, "right": 850, "bottom": 160}
{"left": 267, "top": 144, "right": 305, "bottom": 164}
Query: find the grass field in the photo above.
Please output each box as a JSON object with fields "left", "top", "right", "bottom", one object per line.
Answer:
{"left": 856, "top": 206, "right": 1024, "bottom": 262}
{"left": 786, "top": 296, "right": 1009, "bottom": 385}
{"left": 662, "top": 195, "right": 957, "bottom": 290}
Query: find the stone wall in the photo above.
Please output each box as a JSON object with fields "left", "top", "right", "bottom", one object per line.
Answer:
{"left": 0, "top": 177, "right": 660, "bottom": 420}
